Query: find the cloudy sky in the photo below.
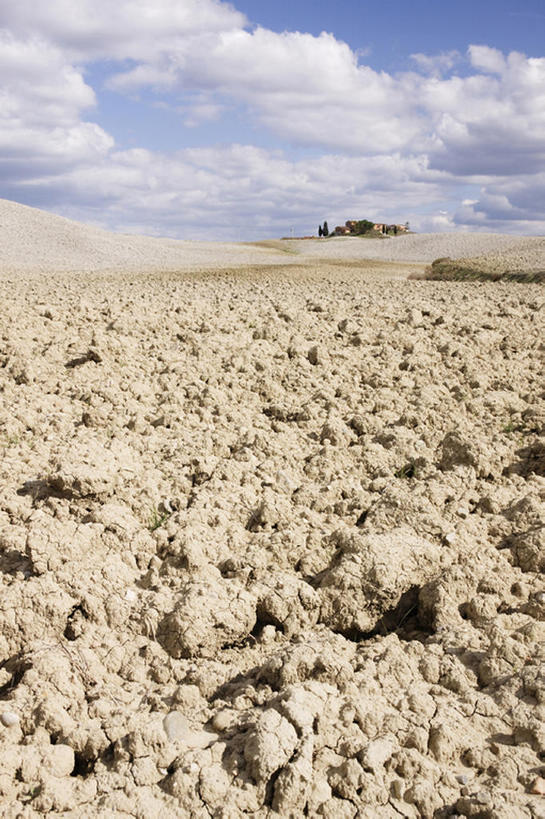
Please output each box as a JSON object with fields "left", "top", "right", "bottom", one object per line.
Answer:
{"left": 1, "top": 0, "right": 545, "bottom": 239}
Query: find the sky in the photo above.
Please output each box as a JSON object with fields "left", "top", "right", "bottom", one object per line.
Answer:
{"left": 1, "top": 0, "right": 545, "bottom": 240}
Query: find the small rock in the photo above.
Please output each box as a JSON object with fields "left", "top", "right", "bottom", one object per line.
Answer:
{"left": 212, "top": 710, "right": 235, "bottom": 732}
{"left": 474, "top": 790, "right": 492, "bottom": 805}
{"left": 163, "top": 711, "right": 190, "bottom": 741}
{"left": 244, "top": 709, "right": 298, "bottom": 785}
{"left": 163, "top": 711, "right": 217, "bottom": 749}
{"left": 0, "top": 711, "right": 19, "bottom": 727}
{"left": 47, "top": 744, "right": 75, "bottom": 777}
{"left": 362, "top": 737, "right": 395, "bottom": 771}
{"left": 444, "top": 532, "right": 457, "bottom": 544}
{"left": 260, "top": 624, "right": 277, "bottom": 644}
{"left": 307, "top": 345, "right": 320, "bottom": 365}
{"left": 276, "top": 470, "right": 298, "bottom": 493}
{"left": 530, "top": 776, "right": 545, "bottom": 795}
{"left": 338, "top": 318, "right": 357, "bottom": 334}
{"left": 408, "top": 308, "right": 423, "bottom": 327}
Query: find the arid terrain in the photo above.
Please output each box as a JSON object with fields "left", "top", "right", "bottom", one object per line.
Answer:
{"left": 0, "top": 199, "right": 544, "bottom": 817}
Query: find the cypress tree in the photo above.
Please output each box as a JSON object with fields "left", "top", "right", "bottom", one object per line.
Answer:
{"left": 323, "top": 221, "right": 329, "bottom": 237}
{"left": 318, "top": 225, "right": 323, "bottom": 237}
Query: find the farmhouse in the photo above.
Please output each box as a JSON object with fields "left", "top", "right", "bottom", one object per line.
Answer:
{"left": 333, "top": 220, "right": 409, "bottom": 236}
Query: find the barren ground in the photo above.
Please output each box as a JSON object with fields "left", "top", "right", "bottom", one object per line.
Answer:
{"left": 0, "top": 201, "right": 544, "bottom": 817}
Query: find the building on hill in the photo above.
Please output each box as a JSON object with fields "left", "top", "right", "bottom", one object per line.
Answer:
{"left": 332, "top": 220, "right": 410, "bottom": 236}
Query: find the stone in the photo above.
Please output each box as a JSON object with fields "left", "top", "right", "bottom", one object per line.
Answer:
{"left": 46, "top": 744, "right": 75, "bottom": 777}
{"left": 0, "top": 711, "right": 19, "bottom": 727}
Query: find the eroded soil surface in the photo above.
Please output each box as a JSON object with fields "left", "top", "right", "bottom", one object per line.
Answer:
{"left": 0, "top": 263, "right": 544, "bottom": 817}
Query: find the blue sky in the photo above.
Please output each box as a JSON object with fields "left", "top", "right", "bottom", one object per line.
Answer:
{"left": 238, "top": 1, "right": 545, "bottom": 64}
{"left": 1, "top": 0, "right": 545, "bottom": 239}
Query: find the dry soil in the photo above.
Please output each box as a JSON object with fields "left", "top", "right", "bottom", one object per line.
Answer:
{"left": 0, "top": 200, "right": 544, "bottom": 817}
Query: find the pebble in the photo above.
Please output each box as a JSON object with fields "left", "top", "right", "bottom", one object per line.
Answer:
{"left": 212, "top": 710, "right": 235, "bottom": 732}
{"left": 530, "top": 776, "right": 545, "bottom": 795}
{"left": 163, "top": 711, "right": 190, "bottom": 741}
{"left": 456, "top": 507, "right": 469, "bottom": 518}
{"left": 444, "top": 532, "right": 457, "bottom": 544}
{"left": 0, "top": 711, "right": 19, "bottom": 727}
{"left": 456, "top": 774, "right": 469, "bottom": 785}
{"left": 47, "top": 744, "right": 75, "bottom": 777}
{"left": 362, "top": 737, "right": 395, "bottom": 770}
{"left": 408, "top": 308, "right": 423, "bottom": 327}
{"left": 260, "top": 624, "right": 277, "bottom": 644}
{"left": 307, "top": 345, "right": 320, "bottom": 365}
{"left": 276, "top": 470, "right": 298, "bottom": 493}
{"left": 163, "top": 711, "right": 218, "bottom": 749}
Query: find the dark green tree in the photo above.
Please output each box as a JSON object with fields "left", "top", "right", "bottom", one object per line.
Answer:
{"left": 355, "top": 219, "right": 374, "bottom": 235}
{"left": 318, "top": 224, "right": 323, "bottom": 237}
{"left": 323, "top": 220, "right": 329, "bottom": 237}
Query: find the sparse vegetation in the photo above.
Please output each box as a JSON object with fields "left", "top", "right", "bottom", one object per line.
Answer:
{"left": 420, "top": 257, "right": 545, "bottom": 282}
{"left": 148, "top": 505, "right": 170, "bottom": 532}
{"left": 395, "top": 461, "right": 419, "bottom": 479}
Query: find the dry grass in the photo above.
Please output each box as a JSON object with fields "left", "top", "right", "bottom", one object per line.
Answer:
{"left": 413, "top": 256, "right": 545, "bottom": 283}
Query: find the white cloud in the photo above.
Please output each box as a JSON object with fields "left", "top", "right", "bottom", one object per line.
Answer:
{"left": 0, "top": 0, "right": 246, "bottom": 61}
{"left": 105, "top": 26, "right": 423, "bottom": 154}
{"left": 468, "top": 45, "right": 506, "bottom": 74}
{"left": 0, "top": 31, "right": 112, "bottom": 178}
{"left": 411, "top": 50, "right": 460, "bottom": 77}
{"left": 420, "top": 48, "right": 545, "bottom": 176}
{"left": 453, "top": 173, "right": 545, "bottom": 233}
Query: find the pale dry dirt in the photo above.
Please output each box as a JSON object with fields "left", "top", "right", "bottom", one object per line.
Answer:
{"left": 0, "top": 199, "right": 544, "bottom": 817}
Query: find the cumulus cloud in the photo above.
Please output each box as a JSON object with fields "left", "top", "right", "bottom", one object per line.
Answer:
{"left": 105, "top": 26, "right": 424, "bottom": 154}
{"left": 0, "top": 1, "right": 544, "bottom": 236}
{"left": 422, "top": 47, "right": 545, "bottom": 176}
{"left": 0, "top": 0, "right": 246, "bottom": 61}
{"left": 411, "top": 50, "right": 461, "bottom": 77}
{"left": 0, "top": 31, "right": 112, "bottom": 181}
{"left": 453, "top": 173, "right": 545, "bottom": 233}
{"left": 468, "top": 45, "right": 507, "bottom": 75}
{"left": 105, "top": 31, "right": 545, "bottom": 174}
